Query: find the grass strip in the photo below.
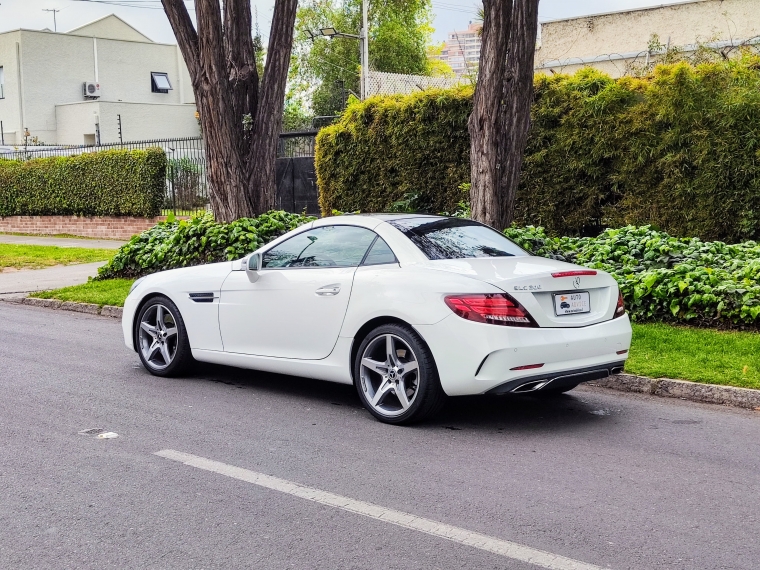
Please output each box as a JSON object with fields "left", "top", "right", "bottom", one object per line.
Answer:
{"left": 627, "top": 323, "right": 760, "bottom": 390}
{"left": 0, "top": 244, "right": 115, "bottom": 271}
{"left": 29, "top": 279, "right": 135, "bottom": 308}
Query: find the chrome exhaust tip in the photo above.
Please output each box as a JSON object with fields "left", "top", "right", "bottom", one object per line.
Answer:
{"left": 511, "top": 380, "right": 549, "bottom": 393}
{"left": 610, "top": 366, "right": 624, "bottom": 375}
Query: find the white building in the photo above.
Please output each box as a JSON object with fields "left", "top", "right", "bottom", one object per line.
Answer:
{"left": 438, "top": 22, "right": 482, "bottom": 77}
{"left": 0, "top": 14, "right": 199, "bottom": 146}
{"left": 535, "top": 0, "right": 760, "bottom": 78}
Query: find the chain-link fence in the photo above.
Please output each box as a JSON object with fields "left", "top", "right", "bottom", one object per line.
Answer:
{"left": 366, "top": 70, "right": 469, "bottom": 97}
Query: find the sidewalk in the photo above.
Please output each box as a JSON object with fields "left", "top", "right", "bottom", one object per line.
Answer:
{"left": 0, "top": 262, "right": 106, "bottom": 299}
{"left": 0, "top": 234, "right": 126, "bottom": 249}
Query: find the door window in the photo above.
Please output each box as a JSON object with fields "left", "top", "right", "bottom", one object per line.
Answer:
{"left": 362, "top": 237, "right": 397, "bottom": 266}
{"left": 262, "top": 225, "right": 376, "bottom": 268}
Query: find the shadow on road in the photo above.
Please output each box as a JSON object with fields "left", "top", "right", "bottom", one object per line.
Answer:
{"left": 157, "top": 361, "right": 608, "bottom": 434}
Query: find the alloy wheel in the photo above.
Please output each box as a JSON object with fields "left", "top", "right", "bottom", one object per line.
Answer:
{"left": 138, "top": 303, "right": 179, "bottom": 371}
{"left": 359, "top": 334, "right": 420, "bottom": 418}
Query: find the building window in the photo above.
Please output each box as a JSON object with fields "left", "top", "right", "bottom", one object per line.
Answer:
{"left": 0, "top": 66, "right": 4, "bottom": 99}
{"left": 151, "top": 72, "right": 172, "bottom": 94}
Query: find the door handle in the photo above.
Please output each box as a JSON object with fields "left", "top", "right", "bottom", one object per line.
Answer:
{"left": 315, "top": 284, "right": 341, "bottom": 296}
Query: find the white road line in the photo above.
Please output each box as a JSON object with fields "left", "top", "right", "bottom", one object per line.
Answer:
{"left": 154, "top": 449, "right": 610, "bottom": 570}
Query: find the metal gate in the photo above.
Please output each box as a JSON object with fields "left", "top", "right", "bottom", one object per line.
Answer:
{"left": 275, "top": 131, "right": 319, "bottom": 216}
{"left": 276, "top": 156, "right": 319, "bottom": 215}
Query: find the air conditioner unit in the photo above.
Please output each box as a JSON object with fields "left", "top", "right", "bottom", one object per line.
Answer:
{"left": 83, "top": 82, "right": 101, "bottom": 99}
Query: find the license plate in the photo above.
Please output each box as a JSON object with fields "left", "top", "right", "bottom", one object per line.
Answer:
{"left": 553, "top": 291, "right": 590, "bottom": 315}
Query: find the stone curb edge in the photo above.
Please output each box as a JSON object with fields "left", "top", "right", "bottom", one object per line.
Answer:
{"left": 2, "top": 296, "right": 123, "bottom": 319}
{"left": 588, "top": 374, "right": 760, "bottom": 411}
{"left": 3, "top": 295, "right": 758, "bottom": 411}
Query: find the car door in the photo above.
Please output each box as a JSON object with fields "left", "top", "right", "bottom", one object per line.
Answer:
{"left": 219, "top": 225, "right": 377, "bottom": 359}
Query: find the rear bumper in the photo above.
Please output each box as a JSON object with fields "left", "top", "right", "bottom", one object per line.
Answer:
{"left": 485, "top": 361, "right": 625, "bottom": 395}
{"left": 415, "top": 314, "right": 632, "bottom": 396}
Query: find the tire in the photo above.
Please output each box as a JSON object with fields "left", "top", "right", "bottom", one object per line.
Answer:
{"left": 354, "top": 323, "right": 446, "bottom": 425}
{"left": 135, "top": 295, "right": 193, "bottom": 377}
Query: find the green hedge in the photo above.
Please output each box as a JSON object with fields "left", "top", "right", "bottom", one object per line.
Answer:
{"left": 316, "top": 57, "right": 760, "bottom": 242}
{"left": 505, "top": 225, "right": 760, "bottom": 328}
{"left": 0, "top": 148, "right": 167, "bottom": 218}
{"left": 97, "top": 211, "right": 314, "bottom": 279}
{"left": 316, "top": 87, "right": 472, "bottom": 217}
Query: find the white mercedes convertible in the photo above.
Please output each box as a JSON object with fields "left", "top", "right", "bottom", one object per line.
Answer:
{"left": 123, "top": 215, "right": 632, "bottom": 424}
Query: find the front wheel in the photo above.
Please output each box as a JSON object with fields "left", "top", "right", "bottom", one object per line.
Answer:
{"left": 135, "top": 296, "right": 192, "bottom": 377}
{"left": 354, "top": 324, "right": 446, "bottom": 425}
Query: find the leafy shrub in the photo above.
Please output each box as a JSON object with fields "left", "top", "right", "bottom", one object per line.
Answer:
{"left": 97, "top": 211, "right": 315, "bottom": 279}
{"left": 504, "top": 225, "right": 760, "bottom": 327}
{"left": 317, "top": 57, "right": 760, "bottom": 242}
{"left": 316, "top": 86, "right": 472, "bottom": 217}
{"left": 0, "top": 149, "right": 166, "bottom": 217}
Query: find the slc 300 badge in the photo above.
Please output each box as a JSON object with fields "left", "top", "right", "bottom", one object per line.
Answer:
{"left": 513, "top": 284, "right": 542, "bottom": 291}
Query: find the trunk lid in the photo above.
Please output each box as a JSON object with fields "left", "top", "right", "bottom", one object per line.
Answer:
{"left": 425, "top": 257, "right": 618, "bottom": 327}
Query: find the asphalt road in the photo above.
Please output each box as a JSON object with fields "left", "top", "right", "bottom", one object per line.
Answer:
{"left": 1, "top": 302, "right": 759, "bottom": 570}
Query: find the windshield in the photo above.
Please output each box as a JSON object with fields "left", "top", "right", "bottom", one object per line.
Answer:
{"left": 389, "top": 217, "right": 528, "bottom": 260}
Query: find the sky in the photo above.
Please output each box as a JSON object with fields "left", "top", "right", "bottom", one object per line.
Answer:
{"left": 0, "top": 0, "right": 695, "bottom": 44}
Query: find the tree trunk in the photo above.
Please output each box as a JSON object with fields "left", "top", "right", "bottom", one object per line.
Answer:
{"left": 500, "top": 0, "right": 540, "bottom": 227}
{"left": 468, "top": 0, "right": 540, "bottom": 230}
{"left": 468, "top": 0, "right": 513, "bottom": 229}
{"left": 161, "top": 0, "right": 297, "bottom": 222}
{"left": 248, "top": 0, "right": 299, "bottom": 213}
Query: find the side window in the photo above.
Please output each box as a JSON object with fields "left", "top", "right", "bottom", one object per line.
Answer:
{"left": 262, "top": 226, "right": 376, "bottom": 268}
{"left": 362, "top": 237, "right": 397, "bottom": 266}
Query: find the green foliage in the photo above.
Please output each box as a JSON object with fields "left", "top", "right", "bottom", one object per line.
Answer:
{"left": 627, "top": 323, "right": 760, "bottom": 389}
{"left": 0, "top": 149, "right": 166, "bottom": 217}
{"left": 504, "top": 225, "right": 760, "bottom": 328}
{"left": 97, "top": 211, "right": 315, "bottom": 279}
{"left": 0, "top": 244, "right": 114, "bottom": 271}
{"left": 316, "top": 57, "right": 760, "bottom": 242}
{"left": 30, "top": 278, "right": 135, "bottom": 308}
{"left": 316, "top": 86, "right": 473, "bottom": 215}
{"left": 292, "top": 0, "right": 434, "bottom": 117}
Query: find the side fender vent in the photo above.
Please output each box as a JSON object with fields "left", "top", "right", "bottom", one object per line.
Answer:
{"left": 189, "top": 292, "right": 215, "bottom": 303}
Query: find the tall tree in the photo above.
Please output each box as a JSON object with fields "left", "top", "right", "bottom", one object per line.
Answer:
{"left": 468, "top": 0, "right": 540, "bottom": 229}
{"left": 292, "top": 0, "right": 434, "bottom": 117}
{"left": 161, "top": 0, "right": 298, "bottom": 221}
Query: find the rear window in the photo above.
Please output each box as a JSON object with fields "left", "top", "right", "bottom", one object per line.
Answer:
{"left": 389, "top": 217, "right": 528, "bottom": 260}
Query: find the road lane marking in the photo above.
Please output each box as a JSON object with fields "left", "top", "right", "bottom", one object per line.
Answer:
{"left": 154, "top": 449, "right": 610, "bottom": 570}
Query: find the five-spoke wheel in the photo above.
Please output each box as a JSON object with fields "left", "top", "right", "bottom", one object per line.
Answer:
{"left": 354, "top": 324, "right": 446, "bottom": 425}
{"left": 135, "top": 296, "right": 192, "bottom": 377}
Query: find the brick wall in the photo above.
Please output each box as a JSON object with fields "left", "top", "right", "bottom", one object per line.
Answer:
{"left": 0, "top": 215, "right": 163, "bottom": 240}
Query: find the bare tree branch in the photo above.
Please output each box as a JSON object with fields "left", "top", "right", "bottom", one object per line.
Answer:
{"left": 160, "top": 0, "right": 199, "bottom": 81}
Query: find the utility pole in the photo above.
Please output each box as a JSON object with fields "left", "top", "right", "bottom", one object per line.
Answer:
{"left": 43, "top": 9, "right": 60, "bottom": 32}
{"left": 360, "top": 0, "right": 369, "bottom": 100}
{"left": 307, "top": 0, "right": 369, "bottom": 99}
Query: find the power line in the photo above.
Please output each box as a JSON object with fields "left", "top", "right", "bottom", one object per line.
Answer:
{"left": 68, "top": 0, "right": 195, "bottom": 9}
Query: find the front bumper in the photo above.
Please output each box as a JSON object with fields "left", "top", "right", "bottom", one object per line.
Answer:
{"left": 415, "top": 314, "right": 632, "bottom": 396}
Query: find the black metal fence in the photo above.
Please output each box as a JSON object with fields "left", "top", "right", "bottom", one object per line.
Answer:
{"left": 1, "top": 132, "right": 319, "bottom": 217}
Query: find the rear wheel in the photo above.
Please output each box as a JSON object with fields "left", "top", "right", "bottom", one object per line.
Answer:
{"left": 135, "top": 296, "right": 192, "bottom": 377}
{"left": 354, "top": 324, "right": 446, "bottom": 425}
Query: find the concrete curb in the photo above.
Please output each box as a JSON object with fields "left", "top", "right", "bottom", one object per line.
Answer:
{"left": 590, "top": 374, "right": 760, "bottom": 411}
{"left": 2, "top": 296, "right": 123, "bottom": 319}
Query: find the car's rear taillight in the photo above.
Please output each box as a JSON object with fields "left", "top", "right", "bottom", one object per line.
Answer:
{"left": 444, "top": 294, "right": 537, "bottom": 327}
{"left": 614, "top": 289, "right": 625, "bottom": 318}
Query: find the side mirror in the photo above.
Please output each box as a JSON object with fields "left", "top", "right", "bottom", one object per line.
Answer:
{"left": 245, "top": 253, "right": 262, "bottom": 283}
